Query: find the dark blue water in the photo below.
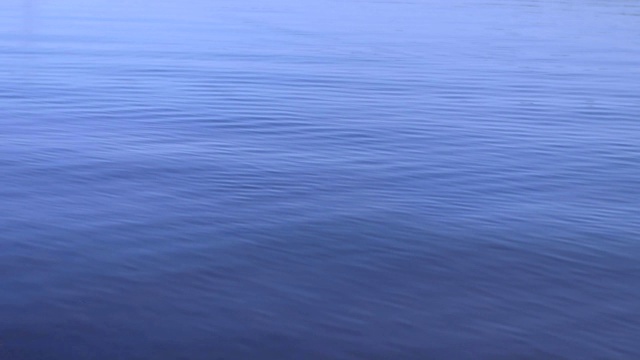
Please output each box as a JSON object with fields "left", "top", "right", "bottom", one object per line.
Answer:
{"left": 1, "top": 0, "right": 640, "bottom": 358}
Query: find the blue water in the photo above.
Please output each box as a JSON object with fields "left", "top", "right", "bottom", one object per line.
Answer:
{"left": 1, "top": 0, "right": 640, "bottom": 358}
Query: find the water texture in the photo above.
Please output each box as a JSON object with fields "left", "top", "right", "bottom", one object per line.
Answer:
{"left": 1, "top": 0, "right": 639, "bottom": 358}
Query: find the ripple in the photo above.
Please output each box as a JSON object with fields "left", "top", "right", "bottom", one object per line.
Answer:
{"left": 1, "top": 0, "right": 640, "bottom": 358}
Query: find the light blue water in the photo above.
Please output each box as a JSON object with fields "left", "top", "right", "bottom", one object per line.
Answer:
{"left": 1, "top": 0, "right": 640, "bottom": 358}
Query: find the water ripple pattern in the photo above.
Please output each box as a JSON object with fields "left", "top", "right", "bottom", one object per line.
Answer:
{"left": 1, "top": 0, "right": 640, "bottom": 359}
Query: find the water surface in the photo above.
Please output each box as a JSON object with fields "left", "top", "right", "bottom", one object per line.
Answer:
{"left": 1, "top": 0, "right": 640, "bottom": 358}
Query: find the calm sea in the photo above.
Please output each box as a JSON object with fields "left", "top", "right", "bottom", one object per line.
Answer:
{"left": 1, "top": 0, "right": 639, "bottom": 358}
